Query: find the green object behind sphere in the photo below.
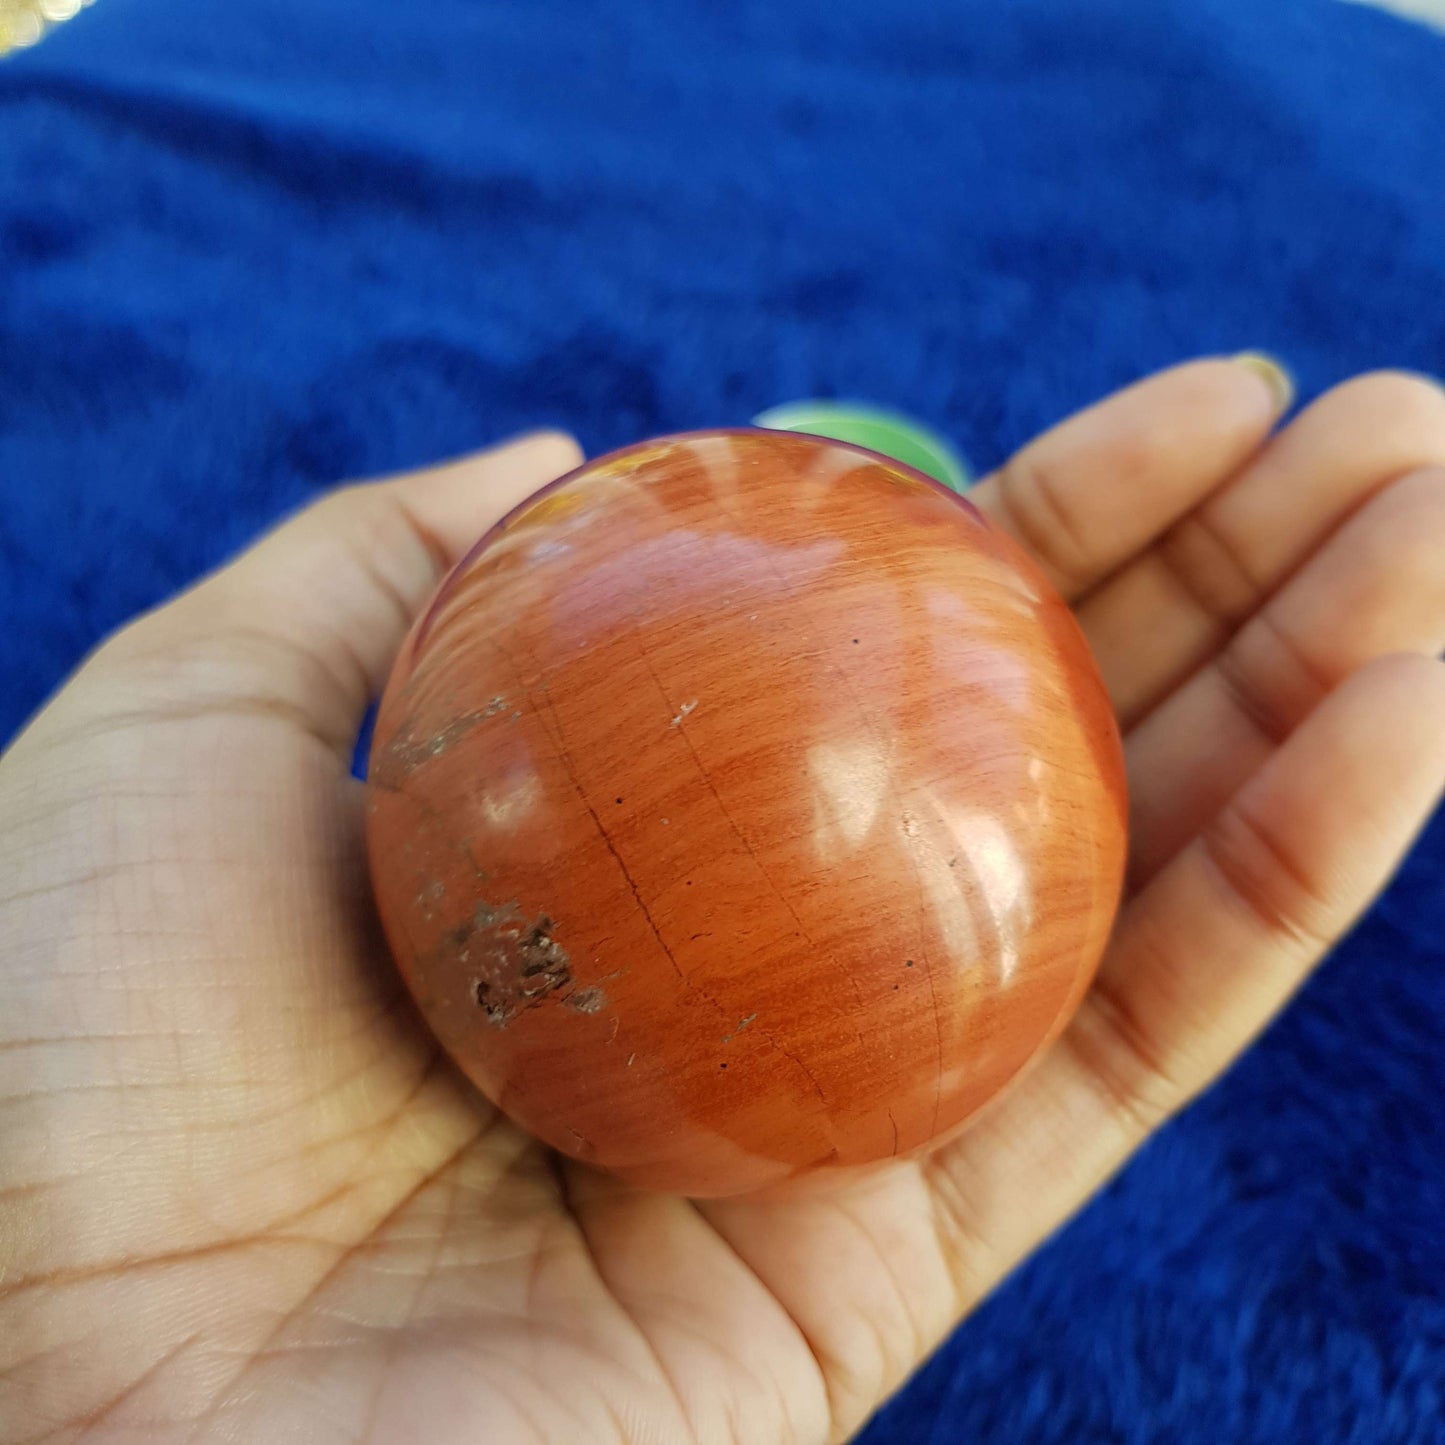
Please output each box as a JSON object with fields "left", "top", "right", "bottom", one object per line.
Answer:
{"left": 752, "top": 401, "right": 971, "bottom": 493}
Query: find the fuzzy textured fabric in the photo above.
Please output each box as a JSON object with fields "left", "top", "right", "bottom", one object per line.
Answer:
{"left": 3, "top": 1, "right": 1444, "bottom": 1440}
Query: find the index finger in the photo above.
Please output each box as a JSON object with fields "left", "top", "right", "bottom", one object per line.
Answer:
{"left": 972, "top": 356, "right": 1292, "bottom": 600}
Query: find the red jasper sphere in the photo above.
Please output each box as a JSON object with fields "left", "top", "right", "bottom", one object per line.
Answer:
{"left": 366, "top": 429, "right": 1127, "bottom": 1198}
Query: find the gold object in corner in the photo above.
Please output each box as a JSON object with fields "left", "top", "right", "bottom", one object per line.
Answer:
{"left": 1, "top": 0, "right": 95, "bottom": 58}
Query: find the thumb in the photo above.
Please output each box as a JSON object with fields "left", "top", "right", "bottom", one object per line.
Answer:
{"left": 69, "top": 431, "right": 584, "bottom": 758}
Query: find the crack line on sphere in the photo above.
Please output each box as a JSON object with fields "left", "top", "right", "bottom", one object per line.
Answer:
{"left": 484, "top": 633, "right": 762, "bottom": 1056}
{"left": 695, "top": 491, "right": 879, "bottom": 1050}
{"left": 633, "top": 634, "right": 867, "bottom": 1029}
{"left": 623, "top": 607, "right": 839, "bottom": 1118}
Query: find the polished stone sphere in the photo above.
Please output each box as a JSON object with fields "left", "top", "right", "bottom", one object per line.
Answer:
{"left": 367, "top": 429, "right": 1127, "bottom": 1197}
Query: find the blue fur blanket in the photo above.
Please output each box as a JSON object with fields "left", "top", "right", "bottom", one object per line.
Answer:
{"left": 3, "top": 1, "right": 1443, "bottom": 1438}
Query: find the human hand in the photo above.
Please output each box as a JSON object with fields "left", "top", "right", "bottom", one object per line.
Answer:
{"left": 4, "top": 365, "right": 1444, "bottom": 1444}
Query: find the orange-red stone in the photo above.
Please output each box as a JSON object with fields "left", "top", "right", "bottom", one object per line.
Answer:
{"left": 367, "top": 430, "right": 1126, "bottom": 1197}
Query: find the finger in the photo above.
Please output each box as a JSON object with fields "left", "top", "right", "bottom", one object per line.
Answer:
{"left": 98, "top": 431, "right": 584, "bottom": 756}
{"left": 1081, "top": 371, "right": 1445, "bottom": 723}
{"left": 971, "top": 356, "right": 1290, "bottom": 600}
{"left": 924, "top": 653, "right": 1445, "bottom": 1305}
{"left": 1126, "top": 466, "right": 1445, "bottom": 884}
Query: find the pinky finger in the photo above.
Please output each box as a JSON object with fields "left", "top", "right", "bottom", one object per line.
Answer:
{"left": 925, "top": 653, "right": 1445, "bottom": 1302}
{"left": 1078, "top": 651, "right": 1445, "bottom": 1130}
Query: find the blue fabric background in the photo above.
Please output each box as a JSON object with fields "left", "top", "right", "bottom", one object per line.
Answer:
{"left": 4, "top": 0, "right": 1444, "bottom": 1439}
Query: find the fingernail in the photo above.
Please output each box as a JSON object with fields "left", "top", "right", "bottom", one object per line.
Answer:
{"left": 1399, "top": 368, "right": 1445, "bottom": 395}
{"left": 1232, "top": 352, "right": 1295, "bottom": 415}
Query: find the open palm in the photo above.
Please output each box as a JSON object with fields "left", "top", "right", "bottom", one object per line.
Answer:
{"left": 5, "top": 363, "right": 1445, "bottom": 1444}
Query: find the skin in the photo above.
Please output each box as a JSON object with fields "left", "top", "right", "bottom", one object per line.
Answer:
{"left": 2, "top": 360, "right": 1445, "bottom": 1444}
